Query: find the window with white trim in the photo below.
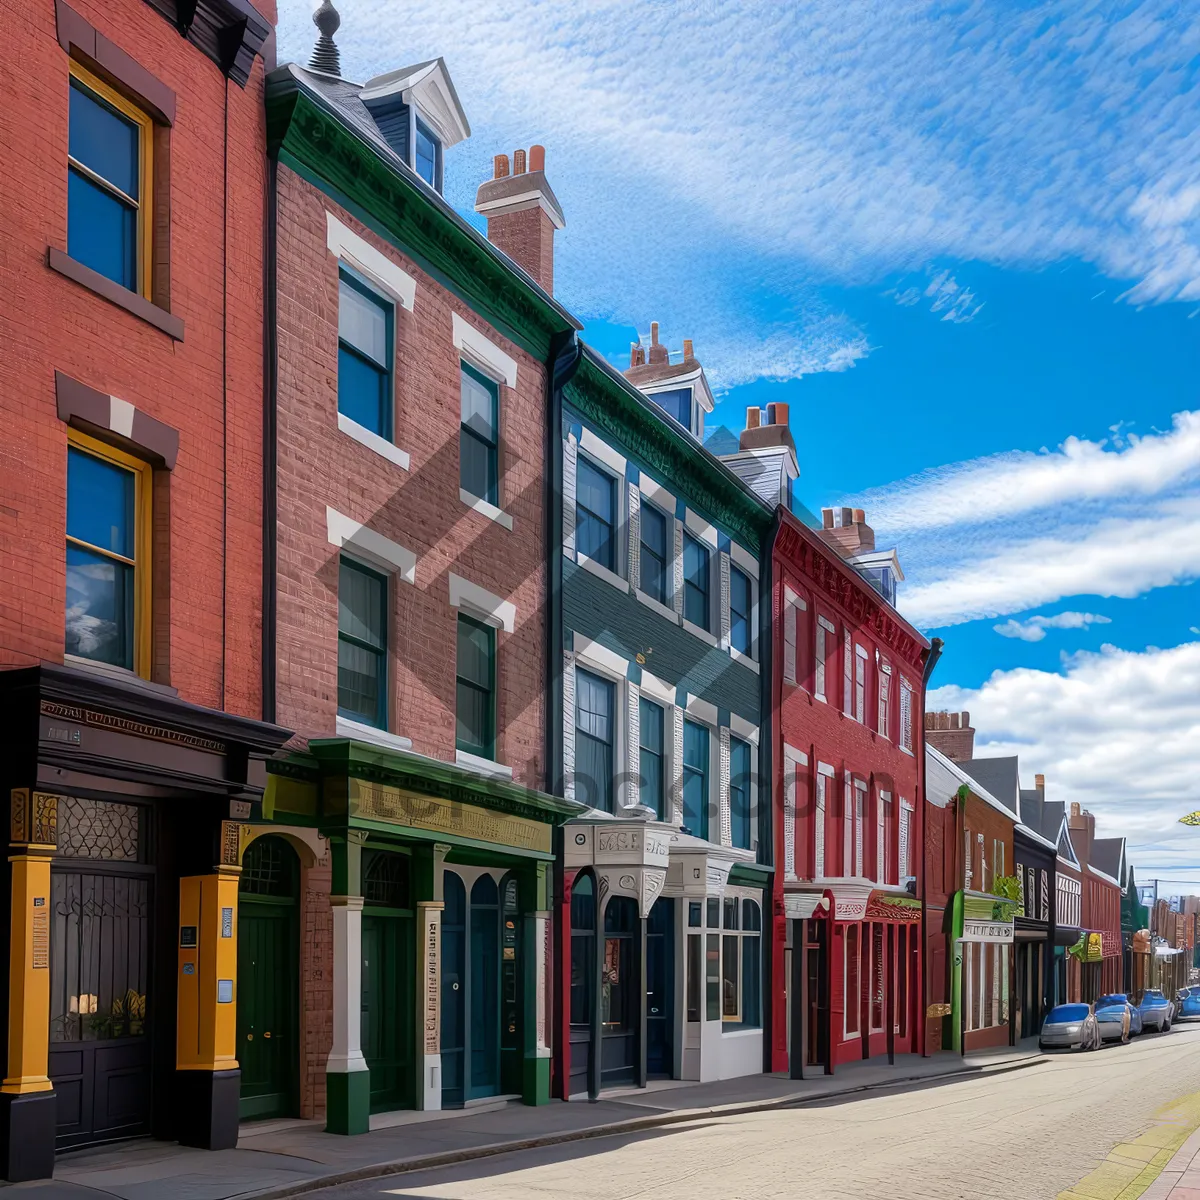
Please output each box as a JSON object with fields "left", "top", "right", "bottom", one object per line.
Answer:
{"left": 854, "top": 779, "right": 867, "bottom": 876}
{"left": 721, "top": 896, "right": 762, "bottom": 1028}
{"left": 576, "top": 456, "right": 618, "bottom": 572}
{"left": 878, "top": 661, "right": 892, "bottom": 740}
{"left": 854, "top": 644, "right": 868, "bottom": 723}
{"left": 815, "top": 616, "right": 834, "bottom": 701}
{"left": 843, "top": 775, "right": 853, "bottom": 877}
{"left": 783, "top": 589, "right": 801, "bottom": 685}
{"left": 814, "top": 771, "right": 828, "bottom": 878}
{"left": 899, "top": 678, "right": 914, "bottom": 752}
{"left": 845, "top": 925, "right": 860, "bottom": 1036}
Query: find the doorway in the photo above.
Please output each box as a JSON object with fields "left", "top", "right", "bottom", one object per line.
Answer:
{"left": 568, "top": 873, "right": 595, "bottom": 1096}
{"left": 237, "top": 836, "right": 299, "bottom": 1121}
{"left": 360, "top": 850, "right": 414, "bottom": 1113}
{"left": 441, "top": 870, "right": 503, "bottom": 1107}
{"left": 646, "top": 898, "right": 674, "bottom": 1077}
{"left": 601, "top": 896, "right": 638, "bottom": 1086}
{"left": 49, "top": 796, "right": 153, "bottom": 1149}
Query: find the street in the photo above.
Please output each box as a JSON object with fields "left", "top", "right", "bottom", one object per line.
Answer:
{"left": 313, "top": 1025, "right": 1200, "bottom": 1200}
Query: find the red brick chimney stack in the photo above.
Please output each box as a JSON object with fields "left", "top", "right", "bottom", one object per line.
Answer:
{"left": 738, "top": 402, "right": 795, "bottom": 455}
{"left": 925, "top": 711, "right": 976, "bottom": 762}
{"left": 475, "top": 143, "right": 565, "bottom": 294}
{"left": 819, "top": 506, "right": 876, "bottom": 558}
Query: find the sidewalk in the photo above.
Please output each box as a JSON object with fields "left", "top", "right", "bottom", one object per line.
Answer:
{"left": 24, "top": 1047, "right": 1043, "bottom": 1200}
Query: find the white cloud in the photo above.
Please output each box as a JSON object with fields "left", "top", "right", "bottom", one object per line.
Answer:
{"left": 994, "top": 611, "right": 1112, "bottom": 642}
{"left": 900, "top": 497, "right": 1200, "bottom": 627}
{"left": 886, "top": 268, "right": 984, "bottom": 323}
{"left": 277, "top": 0, "right": 1200, "bottom": 387}
{"left": 928, "top": 641, "right": 1200, "bottom": 881}
{"left": 857, "top": 410, "right": 1200, "bottom": 538}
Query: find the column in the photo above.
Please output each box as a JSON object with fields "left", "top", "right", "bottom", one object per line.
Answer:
{"left": 0, "top": 789, "right": 57, "bottom": 1182}
{"left": 636, "top": 913, "right": 648, "bottom": 1089}
{"left": 520, "top": 862, "right": 552, "bottom": 1105}
{"left": 789, "top": 918, "right": 806, "bottom": 1080}
{"left": 176, "top": 865, "right": 241, "bottom": 1149}
{"left": 413, "top": 843, "right": 448, "bottom": 1111}
{"left": 326, "top": 835, "right": 368, "bottom": 1135}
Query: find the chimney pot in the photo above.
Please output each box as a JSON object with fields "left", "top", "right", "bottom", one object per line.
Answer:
{"left": 630, "top": 343, "right": 640, "bottom": 370}
{"left": 650, "top": 322, "right": 659, "bottom": 345}
{"left": 840, "top": 507, "right": 853, "bottom": 527}
{"left": 822, "top": 507, "right": 834, "bottom": 529}
{"left": 1070, "top": 802, "right": 1081, "bottom": 818}
{"left": 1035, "top": 773, "right": 1045, "bottom": 790}
{"left": 529, "top": 144, "right": 545, "bottom": 172}
{"left": 950, "top": 713, "right": 960, "bottom": 730}
{"left": 745, "top": 407, "right": 761, "bottom": 430}
{"left": 853, "top": 508, "right": 865, "bottom": 524}
{"left": 513, "top": 149, "right": 526, "bottom": 175}
{"left": 683, "top": 338, "right": 694, "bottom": 360}
{"left": 493, "top": 154, "right": 510, "bottom": 180}
{"left": 773, "top": 402, "right": 790, "bottom": 426}
{"left": 963, "top": 711, "right": 970, "bottom": 727}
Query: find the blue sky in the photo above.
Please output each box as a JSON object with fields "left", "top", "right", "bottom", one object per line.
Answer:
{"left": 278, "top": 1, "right": 1200, "bottom": 880}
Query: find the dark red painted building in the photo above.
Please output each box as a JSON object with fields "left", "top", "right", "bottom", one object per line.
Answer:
{"left": 770, "top": 505, "right": 933, "bottom": 1074}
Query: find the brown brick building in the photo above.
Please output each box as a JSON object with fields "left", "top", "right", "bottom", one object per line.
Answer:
{"left": 0, "top": 0, "right": 286, "bottom": 1179}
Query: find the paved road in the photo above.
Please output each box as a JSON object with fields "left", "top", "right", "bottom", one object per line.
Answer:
{"left": 312, "top": 1024, "right": 1200, "bottom": 1200}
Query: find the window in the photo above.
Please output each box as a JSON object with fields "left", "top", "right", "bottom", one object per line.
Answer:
{"left": 414, "top": 115, "right": 441, "bottom": 188}
{"left": 854, "top": 645, "right": 868, "bottom": 723}
{"left": 815, "top": 617, "right": 834, "bottom": 701}
{"left": 455, "top": 614, "right": 496, "bottom": 757}
{"left": 783, "top": 591, "right": 799, "bottom": 685}
{"left": 338, "top": 558, "right": 388, "bottom": 728}
{"left": 899, "top": 802, "right": 912, "bottom": 879}
{"left": 878, "top": 663, "right": 892, "bottom": 739}
{"left": 899, "top": 679, "right": 914, "bottom": 751}
{"left": 814, "top": 772, "right": 828, "bottom": 877}
{"left": 576, "top": 457, "right": 617, "bottom": 571}
{"left": 683, "top": 533, "right": 710, "bottom": 629}
{"left": 639, "top": 503, "right": 669, "bottom": 603}
{"left": 854, "top": 781, "right": 866, "bottom": 876}
{"left": 730, "top": 737, "right": 753, "bottom": 851}
{"left": 719, "top": 898, "right": 762, "bottom": 1027}
{"left": 741, "top": 898, "right": 762, "bottom": 1027}
{"left": 460, "top": 362, "right": 499, "bottom": 504}
{"left": 575, "top": 669, "right": 615, "bottom": 811}
{"left": 722, "top": 897, "right": 740, "bottom": 1020}
{"left": 570, "top": 875, "right": 595, "bottom": 1026}
{"left": 649, "top": 387, "right": 692, "bottom": 430}
{"left": 729, "top": 564, "right": 753, "bottom": 655}
{"left": 338, "top": 270, "right": 393, "bottom": 438}
{"left": 882, "top": 792, "right": 894, "bottom": 883}
{"left": 638, "top": 698, "right": 666, "bottom": 818}
{"left": 68, "top": 65, "right": 152, "bottom": 296}
{"left": 870, "top": 924, "right": 884, "bottom": 1031}
{"left": 682, "top": 720, "right": 710, "bottom": 839}
{"left": 845, "top": 925, "right": 860, "bottom": 1036}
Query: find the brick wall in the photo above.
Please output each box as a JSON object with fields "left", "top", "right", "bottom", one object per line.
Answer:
{"left": 273, "top": 165, "right": 549, "bottom": 785}
{"left": 0, "top": 0, "right": 269, "bottom": 717}
{"left": 300, "top": 854, "right": 333, "bottom": 1119}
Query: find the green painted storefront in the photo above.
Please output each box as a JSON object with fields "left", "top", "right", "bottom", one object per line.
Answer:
{"left": 258, "top": 739, "right": 581, "bottom": 1133}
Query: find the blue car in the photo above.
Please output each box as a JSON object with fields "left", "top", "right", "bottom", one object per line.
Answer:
{"left": 1138, "top": 989, "right": 1174, "bottom": 1032}
{"left": 1176, "top": 987, "right": 1200, "bottom": 1020}
{"left": 1095, "top": 993, "right": 1141, "bottom": 1042}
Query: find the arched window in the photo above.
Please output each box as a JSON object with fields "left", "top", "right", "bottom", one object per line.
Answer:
{"left": 362, "top": 850, "right": 410, "bottom": 909}
{"left": 471, "top": 873, "right": 498, "bottom": 908}
{"left": 240, "top": 836, "right": 298, "bottom": 898}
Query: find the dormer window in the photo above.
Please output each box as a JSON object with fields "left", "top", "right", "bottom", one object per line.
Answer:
{"left": 650, "top": 387, "right": 693, "bottom": 432}
{"left": 414, "top": 116, "right": 441, "bottom": 188}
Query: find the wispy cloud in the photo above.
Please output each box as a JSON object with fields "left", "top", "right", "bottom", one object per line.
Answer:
{"left": 889, "top": 268, "right": 984, "bottom": 323}
{"left": 278, "top": 0, "right": 1200, "bottom": 385}
{"left": 994, "top": 611, "right": 1112, "bottom": 642}
{"left": 928, "top": 641, "right": 1200, "bottom": 879}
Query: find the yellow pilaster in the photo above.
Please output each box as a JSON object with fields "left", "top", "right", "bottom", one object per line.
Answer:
{"left": 176, "top": 867, "right": 241, "bottom": 1072}
{"left": 3, "top": 790, "right": 57, "bottom": 1095}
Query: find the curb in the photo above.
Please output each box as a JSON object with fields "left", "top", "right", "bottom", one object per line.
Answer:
{"left": 240, "top": 1056, "right": 1046, "bottom": 1200}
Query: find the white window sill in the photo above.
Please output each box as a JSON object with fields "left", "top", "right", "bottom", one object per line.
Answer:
{"left": 682, "top": 618, "right": 718, "bottom": 647}
{"left": 899, "top": 745, "right": 915, "bottom": 756}
{"left": 634, "top": 588, "right": 679, "bottom": 624}
{"left": 337, "top": 412, "right": 411, "bottom": 471}
{"left": 729, "top": 645, "right": 760, "bottom": 674}
{"left": 814, "top": 692, "right": 827, "bottom": 704}
{"left": 335, "top": 716, "right": 413, "bottom": 752}
{"left": 455, "top": 749, "right": 514, "bottom": 779}
{"left": 577, "top": 553, "right": 629, "bottom": 593}
{"left": 459, "top": 488, "right": 513, "bottom": 530}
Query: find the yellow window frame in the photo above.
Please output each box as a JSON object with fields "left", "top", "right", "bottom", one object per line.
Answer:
{"left": 67, "top": 60, "right": 155, "bottom": 300}
{"left": 66, "top": 428, "right": 154, "bottom": 678}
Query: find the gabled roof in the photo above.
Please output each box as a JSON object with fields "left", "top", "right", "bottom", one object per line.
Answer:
{"left": 956, "top": 757, "right": 1020, "bottom": 819}
{"left": 1044, "top": 800, "right": 1080, "bottom": 867}
{"left": 360, "top": 58, "right": 471, "bottom": 147}
{"left": 1092, "top": 837, "right": 1127, "bottom": 888}
{"left": 1017, "top": 789, "right": 1062, "bottom": 848}
{"left": 925, "top": 745, "right": 1014, "bottom": 821}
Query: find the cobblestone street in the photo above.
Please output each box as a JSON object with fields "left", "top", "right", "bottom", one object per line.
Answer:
{"left": 315, "top": 1026, "right": 1200, "bottom": 1200}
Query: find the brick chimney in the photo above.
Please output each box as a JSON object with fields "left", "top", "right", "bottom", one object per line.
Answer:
{"left": 820, "top": 507, "right": 876, "bottom": 557}
{"left": 1035, "top": 773, "right": 1045, "bottom": 794}
{"left": 739, "top": 403, "right": 797, "bottom": 457}
{"left": 475, "top": 144, "right": 564, "bottom": 294}
{"left": 925, "top": 711, "right": 975, "bottom": 762}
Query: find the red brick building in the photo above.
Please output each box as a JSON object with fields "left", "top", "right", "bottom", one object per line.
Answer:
{"left": 254, "top": 13, "right": 581, "bottom": 1134}
{"left": 0, "top": 0, "right": 285, "bottom": 1178}
{"left": 772, "top": 502, "right": 933, "bottom": 1074}
{"left": 1069, "top": 805, "right": 1123, "bottom": 998}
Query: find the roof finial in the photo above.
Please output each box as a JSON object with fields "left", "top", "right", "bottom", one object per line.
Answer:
{"left": 308, "top": 0, "right": 342, "bottom": 77}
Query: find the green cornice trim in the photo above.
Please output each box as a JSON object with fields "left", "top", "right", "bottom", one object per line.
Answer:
{"left": 305, "top": 738, "right": 585, "bottom": 825}
{"left": 566, "top": 349, "right": 772, "bottom": 553}
{"left": 266, "top": 76, "right": 578, "bottom": 360}
{"left": 728, "top": 861, "right": 774, "bottom": 887}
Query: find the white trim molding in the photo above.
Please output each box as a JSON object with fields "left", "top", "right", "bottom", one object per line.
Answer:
{"left": 326, "top": 506, "right": 417, "bottom": 582}
{"left": 685, "top": 694, "right": 719, "bottom": 726}
{"left": 729, "top": 541, "right": 759, "bottom": 578}
{"left": 574, "top": 636, "right": 629, "bottom": 679}
{"left": 579, "top": 428, "right": 627, "bottom": 476}
{"left": 455, "top": 748, "right": 514, "bottom": 779}
{"left": 335, "top": 716, "right": 413, "bottom": 752}
{"left": 730, "top": 712, "right": 760, "bottom": 743}
{"left": 639, "top": 669, "right": 676, "bottom": 705}
{"left": 452, "top": 313, "right": 518, "bottom": 388}
{"left": 683, "top": 508, "right": 718, "bottom": 547}
{"left": 327, "top": 211, "right": 417, "bottom": 311}
{"left": 338, "top": 412, "right": 411, "bottom": 470}
{"left": 638, "top": 474, "right": 676, "bottom": 511}
{"left": 448, "top": 572, "right": 516, "bottom": 632}
{"left": 459, "top": 487, "right": 513, "bottom": 530}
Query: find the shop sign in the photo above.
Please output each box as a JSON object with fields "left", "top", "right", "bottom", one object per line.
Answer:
{"left": 927, "top": 1003, "right": 953, "bottom": 1018}
{"left": 350, "top": 779, "right": 552, "bottom": 854}
{"left": 963, "top": 918, "right": 1014, "bottom": 944}
{"left": 420, "top": 904, "right": 441, "bottom": 1055}
{"left": 833, "top": 896, "right": 868, "bottom": 921}
{"left": 864, "top": 891, "right": 921, "bottom": 922}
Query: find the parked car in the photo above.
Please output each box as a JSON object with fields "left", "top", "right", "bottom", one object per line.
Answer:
{"left": 1096, "top": 994, "right": 1142, "bottom": 1042}
{"left": 1138, "top": 989, "right": 1174, "bottom": 1032}
{"left": 1040, "top": 1003, "right": 1102, "bottom": 1051}
{"left": 1176, "top": 987, "right": 1200, "bottom": 1020}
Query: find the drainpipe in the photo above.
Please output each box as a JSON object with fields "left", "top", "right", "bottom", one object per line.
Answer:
{"left": 918, "top": 637, "right": 942, "bottom": 1056}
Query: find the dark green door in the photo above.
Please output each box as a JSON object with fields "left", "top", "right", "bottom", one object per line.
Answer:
{"left": 238, "top": 837, "right": 299, "bottom": 1121}
{"left": 361, "top": 914, "right": 414, "bottom": 1112}
{"left": 469, "top": 875, "right": 500, "bottom": 1100}
{"left": 500, "top": 876, "right": 521, "bottom": 1095}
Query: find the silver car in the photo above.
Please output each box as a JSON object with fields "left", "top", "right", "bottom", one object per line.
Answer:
{"left": 1040, "top": 1002, "right": 1102, "bottom": 1051}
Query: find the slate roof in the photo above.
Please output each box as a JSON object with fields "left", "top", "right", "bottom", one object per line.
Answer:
{"left": 957, "top": 757, "right": 1020, "bottom": 818}
{"left": 1019, "top": 789, "right": 1063, "bottom": 844}
{"left": 1092, "top": 836, "right": 1126, "bottom": 883}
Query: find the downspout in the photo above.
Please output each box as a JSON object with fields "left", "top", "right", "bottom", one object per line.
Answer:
{"left": 546, "top": 328, "right": 582, "bottom": 1101}
{"left": 759, "top": 506, "right": 780, "bottom": 1074}
{"left": 918, "top": 636, "right": 943, "bottom": 1056}
{"left": 262, "top": 152, "right": 279, "bottom": 724}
